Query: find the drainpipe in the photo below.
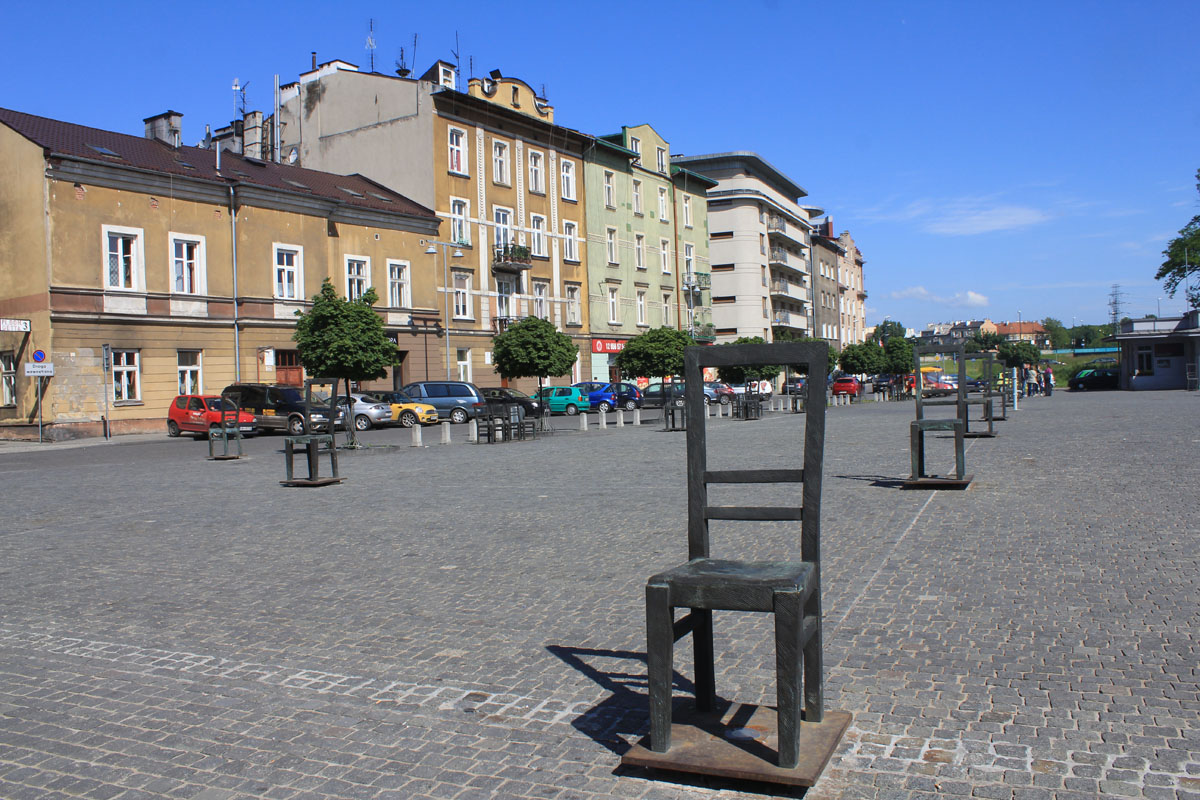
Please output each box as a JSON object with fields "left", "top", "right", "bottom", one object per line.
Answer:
{"left": 229, "top": 184, "right": 241, "bottom": 381}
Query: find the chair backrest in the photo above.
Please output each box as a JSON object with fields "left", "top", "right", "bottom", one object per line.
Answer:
{"left": 913, "top": 343, "right": 967, "bottom": 419}
{"left": 303, "top": 378, "right": 339, "bottom": 432}
{"left": 219, "top": 394, "right": 240, "bottom": 428}
{"left": 683, "top": 342, "right": 827, "bottom": 564}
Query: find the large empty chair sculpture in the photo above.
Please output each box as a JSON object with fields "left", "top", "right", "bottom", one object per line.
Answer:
{"left": 624, "top": 341, "right": 848, "bottom": 785}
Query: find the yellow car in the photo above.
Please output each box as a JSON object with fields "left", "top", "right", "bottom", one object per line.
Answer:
{"left": 375, "top": 390, "right": 439, "bottom": 427}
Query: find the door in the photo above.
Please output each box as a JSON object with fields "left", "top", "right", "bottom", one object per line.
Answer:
{"left": 276, "top": 349, "right": 303, "bottom": 386}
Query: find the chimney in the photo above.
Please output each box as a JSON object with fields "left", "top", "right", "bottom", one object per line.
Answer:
{"left": 311, "top": 51, "right": 317, "bottom": 70}
{"left": 143, "top": 110, "right": 183, "bottom": 148}
{"left": 242, "top": 111, "right": 263, "bottom": 159}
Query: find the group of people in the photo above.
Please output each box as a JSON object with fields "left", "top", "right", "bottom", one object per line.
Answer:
{"left": 1022, "top": 364, "right": 1055, "bottom": 397}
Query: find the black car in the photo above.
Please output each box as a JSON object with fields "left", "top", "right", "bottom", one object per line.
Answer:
{"left": 963, "top": 377, "right": 989, "bottom": 393}
{"left": 1068, "top": 367, "right": 1119, "bottom": 391}
{"left": 479, "top": 387, "right": 542, "bottom": 417}
{"left": 221, "top": 383, "right": 345, "bottom": 434}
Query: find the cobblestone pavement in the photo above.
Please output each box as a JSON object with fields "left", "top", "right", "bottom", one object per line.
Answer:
{"left": 0, "top": 390, "right": 1197, "bottom": 799}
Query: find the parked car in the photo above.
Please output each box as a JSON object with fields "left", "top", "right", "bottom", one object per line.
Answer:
{"left": 534, "top": 385, "right": 589, "bottom": 415}
{"left": 480, "top": 387, "right": 541, "bottom": 418}
{"left": 400, "top": 381, "right": 487, "bottom": 423}
{"left": 781, "top": 376, "right": 808, "bottom": 395}
{"left": 373, "top": 390, "right": 439, "bottom": 428}
{"left": 221, "top": 383, "right": 345, "bottom": 435}
{"left": 906, "top": 372, "right": 955, "bottom": 398}
{"left": 338, "top": 394, "right": 395, "bottom": 431}
{"left": 641, "top": 382, "right": 686, "bottom": 408}
{"left": 703, "top": 381, "right": 736, "bottom": 405}
{"left": 730, "top": 379, "right": 773, "bottom": 398}
{"left": 871, "top": 374, "right": 895, "bottom": 394}
{"left": 166, "top": 394, "right": 257, "bottom": 438}
{"left": 830, "top": 376, "right": 863, "bottom": 397}
{"left": 1068, "top": 367, "right": 1120, "bottom": 391}
{"left": 572, "top": 381, "right": 642, "bottom": 411}
{"left": 963, "top": 377, "right": 990, "bottom": 393}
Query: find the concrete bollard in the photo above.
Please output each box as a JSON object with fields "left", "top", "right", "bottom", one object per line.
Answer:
{"left": 579, "top": 412, "right": 588, "bottom": 432}
{"left": 634, "top": 408, "right": 642, "bottom": 426}
{"left": 410, "top": 423, "right": 423, "bottom": 447}
{"left": 441, "top": 421, "right": 451, "bottom": 444}
{"left": 616, "top": 409, "right": 625, "bottom": 427}
{"left": 468, "top": 419, "right": 478, "bottom": 443}
{"left": 599, "top": 410, "right": 607, "bottom": 430}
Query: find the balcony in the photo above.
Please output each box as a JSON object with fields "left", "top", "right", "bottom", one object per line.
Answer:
{"left": 767, "top": 216, "right": 787, "bottom": 235}
{"left": 771, "top": 310, "right": 810, "bottom": 333}
{"left": 690, "top": 322, "right": 716, "bottom": 343}
{"left": 768, "top": 248, "right": 789, "bottom": 266}
{"left": 493, "top": 315, "right": 530, "bottom": 334}
{"left": 681, "top": 272, "right": 711, "bottom": 293}
{"left": 767, "top": 215, "right": 808, "bottom": 249}
{"left": 770, "top": 280, "right": 811, "bottom": 304}
{"left": 493, "top": 244, "right": 533, "bottom": 273}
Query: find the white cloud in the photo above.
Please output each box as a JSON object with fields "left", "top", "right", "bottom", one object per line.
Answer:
{"left": 855, "top": 193, "right": 1054, "bottom": 236}
{"left": 925, "top": 204, "right": 1050, "bottom": 235}
{"left": 890, "top": 286, "right": 989, "bottom": 307}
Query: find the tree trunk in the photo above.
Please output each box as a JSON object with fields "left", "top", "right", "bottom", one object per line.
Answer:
{"left": 344, "top": 376, "right": 358, "bottom": 448}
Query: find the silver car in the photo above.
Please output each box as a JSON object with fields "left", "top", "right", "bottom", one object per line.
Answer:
{"left": 339, "top": 393, "right": 394, "bottom": 431}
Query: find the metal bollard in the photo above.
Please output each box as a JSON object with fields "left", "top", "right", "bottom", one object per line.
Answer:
{"left": 579, "top": 412, "right": 588, "bottom": 432}
{"left": 634, "top": 408, "right": 642, "bottom": 426}
{"left": 616, "top": 409, "right": 625, "bottom": 427}
{"left": 468, "top": 418, "right": 478, "bottom": 443}
{"left": 599, "top": 410, "right": 607, "bottom": 430}
{"left": 441, "top": 421, "right": 451, "bottom": 444}
{"left": 410, "top": 423, "right": 423, "bottom": 447}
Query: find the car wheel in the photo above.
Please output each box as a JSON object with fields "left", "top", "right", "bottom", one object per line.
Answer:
{"left": 720, "top": 395, "right": 731, "bottom": 405}
{"left": 167, "top": 420, "right": 180, "bottom": 437}
{"left": 450, "top": 408, "right": 468, "bottom": 424}
{"left": 565, "top": 404, "right": 578, "bottom": 416}
{"left": 399, "top": 410, "right": 418, "bottom": 428}
{"left": 598, "top": 401, "right": 612, "bottom": 412}
{"left": 354, "top": 414, "right": 371, "bottom": 431}
{"left": 288, "top": 415, "right": 306, "bottom": 436}
{"left": 624, "top": 398, "right": 637, "bottom": 411}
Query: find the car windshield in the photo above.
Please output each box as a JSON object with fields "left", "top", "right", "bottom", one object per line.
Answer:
{"left": 504, "top": 389, "right": 532, "bottom": 399}
{"left": 389, "top": 392, "right": 415, "bottom": 403}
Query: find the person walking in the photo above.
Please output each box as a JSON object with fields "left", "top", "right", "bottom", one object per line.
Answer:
{"left": 1044, "top": 366, "right": 1054, "bottom": 397}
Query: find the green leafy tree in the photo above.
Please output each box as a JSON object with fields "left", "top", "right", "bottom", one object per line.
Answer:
{"left": 773, "top": 331, "right": 838, "bottom": 376}
{"left": 869, "top": 319, "right": 907, "bottom": 344}
{"left": 293, "top": 279, "right": 396, "bottom": 445}
{"left": 1042, "top": 317, "right": 1070, "bottom": 349}
{"left": 1156, "top": 168, "right": 1200, "bottom": 308}
{"left": 615, "top": 326, "right": 693, "bottom": 380}
{"left": 971, "top": 331, "right": 1005, "bottom": 350}
{"left": 490, "top": 316, "right": 578, "bottom": 396}
{"left": 838, "top": 342, "right": 886, "bottom": 375}
{"left": 715, "top": 336, "right": 781, "bottom": 385}
{"left": 997, "top": 340, "right": 1041, "bottom": 368}
{"left": 883, "top": 336, "right": 914, "bottom": 376}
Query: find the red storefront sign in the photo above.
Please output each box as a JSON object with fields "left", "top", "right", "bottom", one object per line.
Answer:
{"left": 591, "top": 339, "right": 627, "bottom": 354}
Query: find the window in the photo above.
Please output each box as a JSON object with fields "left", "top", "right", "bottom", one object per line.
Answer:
{"left": 112, "top": 350, "right": 140, "bottom": 402}
{"left": 450, "top": 198, "right": 469, "bottom": 245}
{"left": 177, "top": 350, "right": 202, "bottom": 395}
{"left": 439, "top": 64, "right": 457, "bottom": 89}
{"left": 492, "top": 140, "right": 510, "bottom": 185}
{"left": 635, "top": 234, "right": 645, "bottom": 269}
{"left": 656, "top": 147, "right": 667, "bottom": 173}
{"left": 630, "top": 136, "right": 641, "bottom": 164}
{"left": 683, "top": 196, "right": 693, "bottom": 228}
{"left": 658, "top": 187, "right": 669, "bottom": 221}
{"left": 566, "top": 285, "right": 581, "bottom": 324}
{"left": 530, "top": 214, "right": 546, "bottom": 256}
{"left": 560, "top": 160, "right": 576, "bottom": 200}
{"left": 606, "top": 227, "right": 618, "bottom": 264}
{"left": 170, "top": 234, "right": 204, "bottom": 294}
{"left": 456, "top": 348, "right": 472, "bottom": 382}
{"left": 662, "top": 293, "right": 672, "bottom": 327}
{"left": 763, "top": 298, "right": 770, "bottom": 318}
{"left": 636, "top": 291, "right": 646, "bottom": 325}
{"left": 608, "top": 287, "right": 620, "bottom": 323}
{"left": 533, "top": 281, "right": 549, "bottom": 319}
{"left": 493, "top": 207, "right": 513, "bottom": 249}
{"left": 345, "top": 256, "right": 369, "bottom": 301}
{"left": 760, "top": 233, "right": 766, "bottom": 255}
{"left": 563, "top": 221, "right": 579, "bottom": 261}
{"left": 628, "top": 181, "right": 642, "bottom": 217}
{"left": 660, "top": 238, "right": 671, "bottom": 273}
{"left": 496, "top": 278, "right": 514, "bottom": 318}
{"left": 387, "top": 260, "right": 411, "bottom": 308}
{"left": 448, "top": 128, "right": 467, "bottom": 175}
{"left": 528, "top": 150, "right": 544, "bottom": 194}
{"left": 274, "top": 244, "right": 302, "bottom": 300}
{"left": 1136, "top": 345, "right": 1154, "bottom": 376}
{"left": 453, "top": 272, "right": 472, "bottom": 318}
{"left": 1, "top": 352, "right": 14, "bottom": 406}
{"left": 104, "top": 226, "right": 143, "bottom": 290}
{"left": 685, "top": 243, "right": 694, "bottom": 274}
{"left": 604, "top": 171, "right": 615, "bottom": 208}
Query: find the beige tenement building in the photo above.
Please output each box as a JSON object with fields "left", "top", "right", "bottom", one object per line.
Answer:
{"left": 0, "top": 108, "right": 438, "bottom": 440}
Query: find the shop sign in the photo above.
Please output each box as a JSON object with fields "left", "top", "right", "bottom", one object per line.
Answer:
{"left": 591, "top": 339, "right": 627, "bottom": 354}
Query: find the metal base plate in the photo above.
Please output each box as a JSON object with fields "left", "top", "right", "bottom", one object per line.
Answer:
{"left": 963, "top": 432, "right": 996, "bottom": 439}
{"left": 280, "top": 477, "right": 343, "bottom": 487}
{"left": 621, "top": 705, "right": 851, "bottom": 788}
{"left": 903, "top": 475, "right": 973, "bottom": 489}
{"left": 209, "top": 455, "right": 241, "bottom": 461}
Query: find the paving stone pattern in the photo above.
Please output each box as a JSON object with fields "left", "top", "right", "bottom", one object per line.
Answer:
{"left": 0, "top": 391, "right": 1197, "bottom": 799}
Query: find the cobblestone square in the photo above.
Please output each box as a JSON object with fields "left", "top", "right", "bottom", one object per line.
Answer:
{"left": 1, "top": 391, "right": 1197, "bottom": 799}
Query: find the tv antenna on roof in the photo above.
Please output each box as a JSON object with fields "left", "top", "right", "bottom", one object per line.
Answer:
{"left": 232, "top": 78, "right": 249, "bottom": 117}
{"left": 366, "top": 18, "right": 377, "bottom": 73}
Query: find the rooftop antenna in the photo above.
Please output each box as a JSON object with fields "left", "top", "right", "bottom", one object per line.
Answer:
{"left": 451, "top": 31, "right": 462, "bottom": 81}
{"left": 366, "top": 18, "right": 377, "bottom": 73}
{"left": 395, "top": 45, "right": 410, "bottom": 77}
{"left": 411, "top": 34, "right": 418, "bottom": 77}
{"left": 232, "top": 78, "right": 249, "bottom": 117}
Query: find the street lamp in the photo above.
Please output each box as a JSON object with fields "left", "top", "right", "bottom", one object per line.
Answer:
{"left": 423, "top": 240, "right": 464, "bottom": 379}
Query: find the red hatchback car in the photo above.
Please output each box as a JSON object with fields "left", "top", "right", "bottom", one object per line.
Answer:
{"left": 167, "top": 395, "right": 258, "bottom": 438}
{"left": 830, "top": 377, "right": 862, "bottom": 397}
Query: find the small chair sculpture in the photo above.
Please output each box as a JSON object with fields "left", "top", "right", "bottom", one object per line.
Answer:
{"left": 962, "top": 353, "right": 998, "bottom": 436}
{"left": 208, "top": 394, "right": 244, "bottom": 460}
{"left": 622, "top": 342, "right": 850, "bottom": 787}
{"left": 281, "top": 379, "right": 342, "bottom": 487}
{"left": 904, "top": 344, "right": 971, "bottom": 489}
{"left": 663, "top": 394, "right": 687, "bottom": 431}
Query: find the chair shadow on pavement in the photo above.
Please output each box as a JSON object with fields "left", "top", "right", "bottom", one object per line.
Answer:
{"left": 546, "top": 644, "right": 811, "bottom": 798}
{"left": 832, "top": 473, "right": 908, "bottom": 488}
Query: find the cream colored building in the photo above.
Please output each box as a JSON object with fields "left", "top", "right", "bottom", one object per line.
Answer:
{"left": 837, "top": 230, "right": 867, "bottom": 346}
{"left": 0, "top": 107, "right": 438, "bottom": 439}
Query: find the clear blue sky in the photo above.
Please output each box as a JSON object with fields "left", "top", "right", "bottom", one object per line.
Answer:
{"left": 4, "top": 0, "right": 1197, "bottom": 330}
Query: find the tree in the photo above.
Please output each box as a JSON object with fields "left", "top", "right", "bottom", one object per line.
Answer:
{"left": 490, "top": 316, "right": 578, "bottom": 396}
{"left": 883, "top": 336, "right": 914, "bottom": 376}
{"left": 614, "top": 326, "right": 693, "bottom": 380}
{"left": 1156, "top": 168, "right": 1200, "bottom": 308}
{"left": 838, "top": 342, "right": 885, "bottom": 376}
{"left": 1042, "top": 317, "right": 1070, "bottom": 350}
{"left": 972, "top": 331, "right": 1005, "bottom": 350}
{"left": 869, "top": 319, "right": 906, "bottom": 345}
{"left": 773, "top": 331, "right": 838, "bottom": 376}
{"left": 293, "top": 279, "right": 396, "bottom": 446}
{"left": 997, "top": 340, "right": 1040, "bottom": 368}
{"left": 715, "top": 336, "right": 781, "bottom": 385}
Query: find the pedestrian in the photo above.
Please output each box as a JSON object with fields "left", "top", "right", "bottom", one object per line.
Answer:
{"left": 1024, "top": 364, "right": 1038, "bottom": 397}
{"left": 1044, "top": 366, "right": 1054, "bottom": 397}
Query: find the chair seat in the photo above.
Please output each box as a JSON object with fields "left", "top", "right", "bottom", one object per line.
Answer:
{"left": 651, "top": 558, "right": 815, "bottom": 612}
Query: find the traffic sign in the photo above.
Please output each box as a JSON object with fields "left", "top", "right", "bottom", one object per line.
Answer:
{"left": 24, "top": 363, "right": 54, "bottom": 377}
{"left": 32, "top": 349, "right": 46, "bottom": 363}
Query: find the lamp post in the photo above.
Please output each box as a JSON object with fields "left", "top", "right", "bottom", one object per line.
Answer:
{"left": 423, "top": 239, "right": 464, "bottom": 380}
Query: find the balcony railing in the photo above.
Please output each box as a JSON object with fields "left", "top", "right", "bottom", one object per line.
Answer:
{"left": 681, "top": 272, "right": 711, "bottom": 292}
{"left": 767, "top": 216, "right": 787, "bottom": 234}
{"left": 769, "top": 248, "right": 789, "bottom": 265}
{"left": 493, "top": 244, "right": 533, "bottom": 271}
{"left": 493, "top": 315, "right": 530, "bottom": 334}
{"left": 770, "top": 281, "right": 812, "bottom": 303}
{"left": 691, "top": 322, "right": 716, "bottom": 342}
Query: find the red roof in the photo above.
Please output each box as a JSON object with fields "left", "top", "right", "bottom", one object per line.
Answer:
{"left": 995, "top": 321, "right": 1046, "bottom": 336}
{"left": 0, "top": 107, "right": 436, "bottom": 220}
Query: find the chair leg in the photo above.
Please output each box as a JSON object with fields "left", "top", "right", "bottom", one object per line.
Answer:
{"left": 646, "top": 582, "right": 674, "bottom": 753}
{"left": 692, "top": 610, "right": 716, "bottom": 713}
{"left": 774, "top": 590, "right": 803, "bottom": 769}
{"left": 803, "top": 590, "right": 824, "bottom": 725}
